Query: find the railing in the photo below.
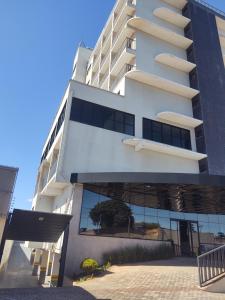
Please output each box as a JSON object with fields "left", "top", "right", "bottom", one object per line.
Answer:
{"left": 111, "top": 63, "right": 135, "bottom": 90}
{"left": 111, "top": 38, "right": 136, "bottom": 69}
{"left": 194, "top": 0, "right": 225, "bottom": 19}
{"left": 197, "top": 244, "right": 225, "bottom": 287}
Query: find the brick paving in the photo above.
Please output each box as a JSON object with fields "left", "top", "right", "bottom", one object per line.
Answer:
{"left": 76, "top": 257, "right": 225, "bottom": 300}
{"left": 0, "top": 257, "right": 224, "bottom": 299}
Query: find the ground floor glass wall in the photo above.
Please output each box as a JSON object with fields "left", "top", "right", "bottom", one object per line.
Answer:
{"left": 79, "top": 187, "right": 225, "bottom": 255}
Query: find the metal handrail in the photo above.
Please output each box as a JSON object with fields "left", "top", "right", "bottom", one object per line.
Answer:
{"left": 197, "top": 244, "right": 225, "bottom": 287}
{"left": 194, "top": 0, "right": 225, "bottom": 19}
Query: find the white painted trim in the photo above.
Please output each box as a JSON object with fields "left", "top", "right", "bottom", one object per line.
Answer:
{"left": 127, "top": 17, "right": 192, "bottom": 49}
{"left": 126, "top": 69, "right": 199, "bottom": 98}
{"left": 157, "top": 111, "right": 203, "bottom": 128}
{"left": 155, "top": 53, "right": 196, "bottom": 72}
{"left": 123, "top": 138, "right": 207, "bottom": 160}
{"left": 153, "top": 7, "right": 190, "bottom": 28}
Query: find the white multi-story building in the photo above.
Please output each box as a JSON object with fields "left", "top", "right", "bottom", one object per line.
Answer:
{"left": 29, "top": 0, "right": 225, "bottom": 286}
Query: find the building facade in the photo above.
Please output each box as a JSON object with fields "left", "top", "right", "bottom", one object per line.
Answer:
{"left": 29, "top": 0, "right": 225, "bottom": 285}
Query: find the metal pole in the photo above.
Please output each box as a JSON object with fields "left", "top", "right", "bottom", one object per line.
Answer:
{"left": 57, "top": 224, "right": 70, "bottom": 287}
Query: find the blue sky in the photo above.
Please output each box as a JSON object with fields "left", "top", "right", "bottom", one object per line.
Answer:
{"left": 0, "top": 0, "right": 224, "bottom": 210}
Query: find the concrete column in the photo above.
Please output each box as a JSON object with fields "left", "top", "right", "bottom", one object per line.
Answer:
{"left": 50, "top": 253, "right": 60, "bottom": 287}
{"left": 46, "top": 251, "right": 53, "bottom": 276}
{"left": 32, "top": 249, "right": 41, "bottom": 276}
{"left": 38, "top": 250, "right": 48, "bottom": 285}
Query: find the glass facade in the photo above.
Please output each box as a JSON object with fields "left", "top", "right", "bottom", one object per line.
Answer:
{"left": 143, "top": 118, "right": 191, "bottom": 150}
{"left": 70, "top": 97, "right": 135, "bottom": 136}
{"left": 80, "top": 188, "right": 225, "bottom": 255}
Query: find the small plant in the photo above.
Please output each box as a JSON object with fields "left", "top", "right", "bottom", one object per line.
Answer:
{"left": 102, "top": 261, "right": 111, "bottom": 271}
{"left": 80, "top": 258, "right": 99, "bottom": 275}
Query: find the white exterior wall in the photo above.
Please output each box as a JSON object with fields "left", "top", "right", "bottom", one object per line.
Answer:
{"left": 60, "top": 80, "right": 198, "bottom": 178}
{"left": 29, "top": 0, "right": 203, "bottom": 280}
{"left": 136, "top": 0, "right": 184, "bottom": 34}
{"left": 71, "top": 47, "right": 92, "bottom": 83}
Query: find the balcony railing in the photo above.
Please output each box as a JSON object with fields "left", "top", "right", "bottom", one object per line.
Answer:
{"left": 113, "top": 15, "right": 134, "bottom": 44}
{"left": 111, "top": 38, "right": 136, "bottom": 69}
{"left": 111, "top": 63, "right": 135, "bottom": 90}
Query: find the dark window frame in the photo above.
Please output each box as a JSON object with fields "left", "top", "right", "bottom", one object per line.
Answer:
{"left": 70, "top": 97, "right": 135, "bottom": 136}
{"left": 143, "top": 118, "right": 192, "bottom": 150}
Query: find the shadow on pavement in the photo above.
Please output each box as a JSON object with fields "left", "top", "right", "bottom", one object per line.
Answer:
{"left": 0, "top": 286, "right": 111, "bottom": 300}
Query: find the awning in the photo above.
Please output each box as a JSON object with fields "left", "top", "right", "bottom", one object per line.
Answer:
{"left": 6, "top": 209, "right": 72, "bottom": 243}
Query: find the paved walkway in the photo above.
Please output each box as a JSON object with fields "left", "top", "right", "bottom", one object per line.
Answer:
{"left": 76, "top": 257, "right": 225, "bottom": 300}
{"left": 0, "top": 257, "right": 224, "bottom": 299}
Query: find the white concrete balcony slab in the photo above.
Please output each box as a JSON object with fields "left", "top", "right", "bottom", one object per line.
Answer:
{"left": 123, "top": 138, "right": 207, "bottom": 161}
{"left": 112, "top": 17, "right": 135, "bottom": 52}
{"left": 111, "top": 38, "right": 136, "bottom": 76}
{"left": 114, "top": 0, "right": 135, "bottom": 33}
{"left": 127, "top": 17, "right": 192, "bottom": 49}
{"left": 153, "top": 7, "right": 190, "bottom": 28}
{"left": 126, "top": 69, "right": 199, "bottom": 99}
{"left": 102, "top": 33, "right": 112, "bottom": 54}
{"left": 111, "top": 49, "right": 135, "bottom": 76}
{"left": 155, "top": 53, "right": 196, "bottom": 72}
{"left": 92, "top": 54, "right": 101, "bottom": 72}
{"left": 162, "top": 0, "right": 187, "bottom": 9}
{"left": 41, "top": 174, "right": 67, "bottom": 197}
{"left": 157, "top": 111, "right": 203, "bottom": 128}
{"left": 100, "top": 53, "right": 110, "bottom": 74}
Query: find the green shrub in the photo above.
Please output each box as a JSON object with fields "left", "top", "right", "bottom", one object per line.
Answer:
{"left": 80, "top": 258, "right": 99, "bottom": 275}
{"left": 102, "top": 243, "right": 174, "bottom": 265}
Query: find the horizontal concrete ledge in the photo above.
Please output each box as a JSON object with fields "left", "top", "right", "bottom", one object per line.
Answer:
{"left": 127, "top": 17, "right": 192, "bottom": 49}
{"left": 157, "top": 111, "right": 203, "bottom": 128}
{"left": 126, "top": 69, "right": 199, "bottom": 98}
{"left": 153, "top": 7, "right": 190, "bottom": 28}
{"left": 155, "top": 53, "right": 196, "bottom": 73}
{"left": 70, "top": 172, "right": 225, "bottom": 187}
{"left": 123, "top": 138, "right": 207, "bottom": 160}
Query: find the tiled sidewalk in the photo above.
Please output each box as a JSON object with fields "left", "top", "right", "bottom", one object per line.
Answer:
{"left": 77, "top": 257, "right": 225, "bottom": 300}
{"left": 0, "top": 258, "right": 224, "bottom": 299}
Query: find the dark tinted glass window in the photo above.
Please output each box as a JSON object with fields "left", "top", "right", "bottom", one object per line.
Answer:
{"left": 41, "top": 102, "right": 67, "bottom": 162}
{"left": 80, "top": 185, "right": 225, "bottom": 247}
{"left": 70, "top": 97, "right": 135, "bottom": 136}
{"left": 143, "top": 118, "right": 191, "bottom": 150}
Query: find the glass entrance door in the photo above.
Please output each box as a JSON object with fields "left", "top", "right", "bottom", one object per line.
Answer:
{"left": 170, "top": 219, "right": 200, "bottom": 257}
